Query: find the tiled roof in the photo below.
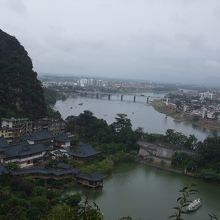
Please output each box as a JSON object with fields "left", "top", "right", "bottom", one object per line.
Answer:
{"left": 27, "top": 130, "right": 54, "bottom": 141}
{"left": 0, "top": 164, "right": 9, "bottom": 174}
{"left": 56, "top": 162, "right": 72, "bottom": 170}
{"left": 54, "top": 133, "right": 71, "bottom": 142}
{"left": 0, "top": 137, "right": 8, "bottom": 148}
{"left": 12, "top": 167, "right": 79, "bottom": 176}
{"left": 76, "top": 172, "right": 106, "bottom": 181}
{"left": 68, "top": 143, "right": 99, "bottom": 158}
{"left": 1, "top": 143, "right": 49, "bottom": 158}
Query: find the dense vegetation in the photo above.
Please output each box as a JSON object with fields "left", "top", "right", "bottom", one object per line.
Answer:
{"left": 0, "top": 174, "right": 103, "bottom": 220}
{"left": 0, "top": 29, "right": 47, "bottom": 119}
{"left": 43, "top": 87, "right": 66, "bottom": 118}
{"left": 43, "top": 88, "right": 66, "bottom": 106}
{"left": 0, "top": 111, "right": 219, "bottom": 219}
{"left": 143, "top": 128, "right": 220, "bottom": 181}
{"left": 65, "top": 111, "right": 141, "bottom": 173}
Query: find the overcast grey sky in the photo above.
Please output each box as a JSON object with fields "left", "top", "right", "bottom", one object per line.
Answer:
{"left": 0, "top": 0, "right": 220, "bottom": 85}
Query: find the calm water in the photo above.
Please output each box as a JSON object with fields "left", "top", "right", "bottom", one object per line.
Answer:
{"left": 56, "top": 94, "right": 220, "bottom": 219}
{"left": 68, "top": 164, "right": 220, "bottom": 220}
{"left": 55, "top": 93, "right": 220, "bottom": 140}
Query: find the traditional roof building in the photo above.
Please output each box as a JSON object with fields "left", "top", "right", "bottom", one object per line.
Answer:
{"left": 12, "top": 167, "right": 79, "bottom": 179}
{"left": 26, "top": 130, "right": 54, "bottom": 145}
{"left": 0, "top": 164, "right": 9, "bottom": 175}
{"left": 68, "top": 143, "right": 99, "bottom": 162}
{"left": 0, "top": 137, "right": 8, "bottom": 148}
{"left": 76, "top": 172, "right": 106, "bottom": 188}
{"left": 0, "top": 143, "right": 49, "bottom": 168}
{"left": 53, "top": 133, "right": 72, "bottom": 148}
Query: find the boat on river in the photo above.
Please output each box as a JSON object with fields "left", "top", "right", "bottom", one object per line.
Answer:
{"left": 187, "top": 198, "right": 202, "bottom": 212}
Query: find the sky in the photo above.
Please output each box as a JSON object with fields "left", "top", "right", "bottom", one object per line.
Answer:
{"left": 0, "top": 0, "right": 220, "bottom": 85}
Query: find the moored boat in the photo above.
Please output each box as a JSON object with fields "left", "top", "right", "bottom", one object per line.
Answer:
{"left": 187, "top": 198, "right": 202, "bottom": 212}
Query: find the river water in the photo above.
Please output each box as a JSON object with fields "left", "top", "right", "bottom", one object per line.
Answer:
{"left": 55, "top": 94, "right": 220, "bottom": 220}
{"left": 55, "top": 93, "right": 220, "bottom": 141}
{"left": 68, "top": 164, "right": 220, "bottom": 220}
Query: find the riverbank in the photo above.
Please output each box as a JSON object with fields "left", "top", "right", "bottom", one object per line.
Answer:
{"left": 151, "top": 101, "right": 220, "bottom": 131}
{"left": 138, "top": 159, "right": 195, "bottom": 177}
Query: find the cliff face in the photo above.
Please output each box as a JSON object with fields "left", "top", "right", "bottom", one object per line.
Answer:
{"left": 0, "top": 29, "right": 47, "bottom": 119}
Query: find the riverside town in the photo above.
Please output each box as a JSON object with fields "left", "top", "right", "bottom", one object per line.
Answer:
{"left": 1, "top": 1, "right": 220, "bottom": 219}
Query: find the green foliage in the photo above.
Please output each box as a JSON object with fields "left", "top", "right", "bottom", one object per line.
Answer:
{"left": 172, "top": 153, "right": 193, "bottom": 169}
{"left": 170, "top": 185, "right": 219, "bottom": 220}
{"left": 81, "top": 158, "right": 114, "bottom": 174}
{"left": 44, "top": 88, "right": 66, "bottom": 106}
{"left": 199, "top": 169, "right": 220, "bottom": 181}
{"left": 4, "top": 162, "right": 19, "bottom": 171}
{"left": 47, "top": 105, "right": 61, "bottom": 119}
{"left": 43, "top": 199, "right": 103, "bottom": 220}
{"left": 169, "top": 184, "right": 197, "bottom": 220}
{"left": 0, "top": 29, "right": 47, "bottom": 119}
{"left": 66, "top": 111, "right": 140, "bottom": 153}
{"left": 61, "top": 193, "right": 82, "bottom": 207}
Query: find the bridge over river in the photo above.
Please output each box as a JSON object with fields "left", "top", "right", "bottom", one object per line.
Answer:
{"left": 75, "top": 90, "right": 164, "bottom": 103}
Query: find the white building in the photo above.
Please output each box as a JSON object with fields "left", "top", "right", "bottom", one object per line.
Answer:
{"left": 0, "top": 143, "right": 49, "bottom": 168}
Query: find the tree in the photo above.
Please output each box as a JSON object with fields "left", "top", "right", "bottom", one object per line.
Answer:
{"left": 111, "top": 114, "right": 132, "bottom": 134}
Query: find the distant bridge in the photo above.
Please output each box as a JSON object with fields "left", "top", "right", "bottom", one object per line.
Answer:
{"left": 74, "top": 91, "right": 164, "bottom": 103}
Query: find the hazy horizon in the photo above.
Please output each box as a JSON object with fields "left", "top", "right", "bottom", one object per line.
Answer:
{"left": 1, "top": 0, "right": 220, "bottom": 86}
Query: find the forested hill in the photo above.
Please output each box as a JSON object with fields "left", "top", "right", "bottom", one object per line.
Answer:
{"left": 0, "top": 29, "right": 47, "bottom": 119}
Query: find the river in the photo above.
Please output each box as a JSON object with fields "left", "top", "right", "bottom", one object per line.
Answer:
{"left": 55, "top": 93, "right": 220, "bottom": 141}
{"left": 55, "top": 94, "right": 220, "bottom": 219}
{"left": 67, "top": 163, "right": 220, "bottom": 220}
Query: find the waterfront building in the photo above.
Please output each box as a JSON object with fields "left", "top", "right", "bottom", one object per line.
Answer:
{"left": 12, "top": 167, "right": 79, "bottom": 179}
{"left": 0, "top": 143, "right": 49, "bottom": 168}
{"left": 76, "top": 172, "right": 105, "bottom": 188}
{"left": 68, "top": 143, "right": 99, "bottom": 162}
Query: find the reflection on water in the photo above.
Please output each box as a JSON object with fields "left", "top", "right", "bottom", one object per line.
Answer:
{"left": 55, "top": 94, "right": 220, "bottom": 141}
{"left": 67, "top": 164, "right": 220, "bottom": 220}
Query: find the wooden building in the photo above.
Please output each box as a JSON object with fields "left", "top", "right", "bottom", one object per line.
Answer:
{"left": 68, "top": 143, "right": 99, "bottom": 162}
{"left": 76, "top": 172, "right": 106, "bottom": 188}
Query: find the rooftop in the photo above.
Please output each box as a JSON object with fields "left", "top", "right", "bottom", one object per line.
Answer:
{"left": 76, "top": 171, "right": 106, "bottom": 181}
{"left": 2, "top": 118, "right": 29, "bottom": 122}
{"left": 0, "top": 164, "right": 9, "bottom": 175}
{"left": 12, "top": 167, "right": 79, "bottom": 176}
{"left": 0, "top": 137, "right": 8, "bottom": 148}
{"left": 27, "top": 130, "right": 54, "bottom": 141}
{"left": 0, "top": 143, "right": 49, "bottom": 158}
{"left": 68, "top": 143, "right": 99, "bottom": 158}
{"left": 54, "top": 133, "right": 72, "bottom": 142}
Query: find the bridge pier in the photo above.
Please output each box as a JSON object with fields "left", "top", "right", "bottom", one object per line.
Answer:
{"left": 146, "top": 97, "right": 149, "bottom": 103}
{"left": 108, "top": 94, "right": 111, "bottom": 100}
{"left": 121, "top": 95, "right": 123, "bottom": 101}
{"left": 133, "top": 95, "right": 136, "bottom": 102}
